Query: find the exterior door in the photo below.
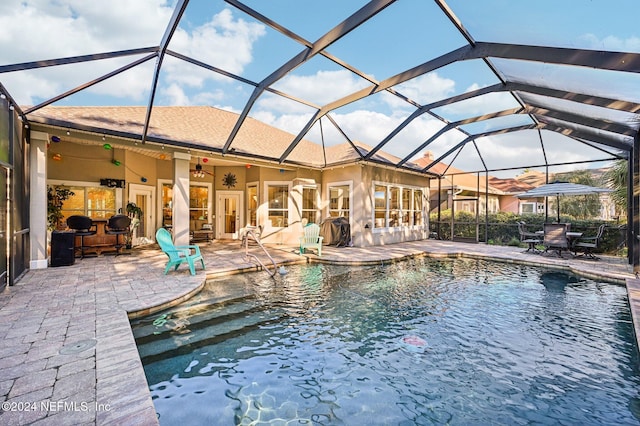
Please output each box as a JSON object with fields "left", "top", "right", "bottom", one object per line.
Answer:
{"left": 129, "top": 184, "right": 155, "bottom": 244}
{"left": 217, "top": 191, "right": 243, "bottom": 239}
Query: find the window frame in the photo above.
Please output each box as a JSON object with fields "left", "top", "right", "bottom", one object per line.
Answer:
{"left": 48, "top": 179, "right": 121, "bottom": 221}
{"left": 327, "top": 181, "right": 352, "bottom": 221}
{"left": 371, "top": 181, "right": 426, "bottom": 232}
{"left": 264, "top": 181, "right": 291, "bottom": 229}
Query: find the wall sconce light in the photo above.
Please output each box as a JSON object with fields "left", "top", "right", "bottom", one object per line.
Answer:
{"left": 246, "top": 164, "right": 251, "bottom": 169}
{"left": 0, "top": 94, "right": 5, "bottom": 100}
{"left": 159, "top": 153, "right": 167, "bottom": 160}
{"left": 112, "top": 159, "right": 121, "bottom": 166}
{"left": 52, "top": 153, "right": 62, "bottom": 161}
{"left": 51, "top": 136, "right": 61, "bottom": 143}
{"left": 102, "top": 134, "right": 106, "bottom": 141}
{"left": 66, "top": 129, "right": 70, "bottom": 136}
{"left": 202, "top": 157, "right": 208, "bottom": 163}
{"left": 103, "top": 143, "right": 112, "bottom": 150}
{"left": 141, "top": 177, "right": 148, "bottom": 183}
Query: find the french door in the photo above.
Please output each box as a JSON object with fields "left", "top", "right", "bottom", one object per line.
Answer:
{"left": 216, "top": 191, "right": 243, "bottom": 239}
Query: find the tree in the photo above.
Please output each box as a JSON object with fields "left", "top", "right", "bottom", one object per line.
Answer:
{"left": 550, "top": 170, "right": 601, "bottom": 220}
{"left": 602, "top": 159, "right": 627, "bottom": 218}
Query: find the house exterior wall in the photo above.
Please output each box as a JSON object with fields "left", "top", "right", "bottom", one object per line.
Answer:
{"left": 361, "top": 165, "right": 429, "bottom": 246}
{"left": 499, "top": 195, "right": 520, "bottom": 214}
{"left": 42, "top": 138, "right": 432, "bottom": 251}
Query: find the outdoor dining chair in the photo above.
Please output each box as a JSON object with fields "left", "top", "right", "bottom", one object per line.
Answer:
{"left": 517, "top": 221, "right": 542, "bottom": 253}
{"left": 543, "top": 223, "right": 569, "bottom": 257}
{"left": 573, "top": 224, "right": 606, "bottom": 260}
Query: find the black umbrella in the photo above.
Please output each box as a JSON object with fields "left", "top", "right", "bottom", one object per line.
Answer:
{"left": 517, "top": 182, "right": 611, "bottom": 222}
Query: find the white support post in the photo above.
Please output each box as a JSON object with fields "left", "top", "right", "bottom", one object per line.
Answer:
{"left": 29, "top": 131, "right": 49, "bottom": 269}
{"left": 172, "top": 152, "right": 191, "bottom": 246}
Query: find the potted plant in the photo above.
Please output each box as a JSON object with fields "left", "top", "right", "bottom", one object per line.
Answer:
{"left": 124, "top": 201, "right": 143, "bottom": 249}
{"left": 47, "top": 186, "right": 75, "bottom": 231}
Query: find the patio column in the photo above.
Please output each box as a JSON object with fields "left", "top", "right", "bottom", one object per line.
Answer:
{"left": 172, "top": 152, "right": 191, "bottom": 246}
{"left": 29, "top": 131, "right": 48, "bottom": 269}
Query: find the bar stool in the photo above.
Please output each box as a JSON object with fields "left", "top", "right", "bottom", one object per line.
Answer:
{"left": 66, "top": 215, "right": 97, "bottom": 259}
{"left": 105, "top": 214, "right": 131, "bottom": 255}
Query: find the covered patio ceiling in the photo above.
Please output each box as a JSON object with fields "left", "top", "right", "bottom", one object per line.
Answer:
{"left": 1, "top": 0, "right": 638, "bottom": 176}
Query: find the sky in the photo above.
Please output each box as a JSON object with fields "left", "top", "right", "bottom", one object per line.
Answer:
{"left": 1, "top": 0, "right": 639, "bottom": 178}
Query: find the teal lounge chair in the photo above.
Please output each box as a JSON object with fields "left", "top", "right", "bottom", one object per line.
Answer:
{"left": 156, "top": 228, "right": 205, "bottom": 275}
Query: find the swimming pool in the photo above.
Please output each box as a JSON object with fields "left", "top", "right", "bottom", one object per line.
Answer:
{"left": 131, "top": 258, "right": 640, "bottom": 425}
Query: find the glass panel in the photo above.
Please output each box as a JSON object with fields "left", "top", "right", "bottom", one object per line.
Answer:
{"left": 87, "top": 187, "right": 116, "bottom": 218}
{"left": 224, "top": 197, "right": 237, "bottom": 234}
{"left": 414, "top": 190, "right": 423, "bottom": 226}
{"left": 389, "top": 187, "right": 400, "bottom": 227}
{"left": 162, "top": 184, "right": 173, "bottom": 228}
{"left": 402, "top": 188, "right": 411, "bottom": 226}
{"left": 189, "top": 186, "right": 209, "bottom": 221}
{"left": 302, "top": 187, "right": 318, "bottom": 224}
{"left": 374, "top": 185, "right": 387, "bottom": 228}
{"left": 268, "top": 185, "right": 289, "bottom": 227}
{"left": 329, "top": 185, "right": 350, "bottom": 218}
{"left": 247, "top": 185, "right": 257, "bottom": 226}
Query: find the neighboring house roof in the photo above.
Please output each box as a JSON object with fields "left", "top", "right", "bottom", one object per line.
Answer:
{"left": 514, "top": 170, "right": 547, "bottom": 187}
{"left": 488, "top": 177, "right": 535, "bottom": 194}
{"left": 415, "top": 152, "right": 509, "bottom": 195}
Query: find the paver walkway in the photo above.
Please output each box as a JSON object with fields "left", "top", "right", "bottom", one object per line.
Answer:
{"left": 0, "top": 239, "right": 636, "bottom": 425}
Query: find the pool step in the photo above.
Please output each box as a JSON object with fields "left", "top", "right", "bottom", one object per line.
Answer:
{"left": 133, "top": 300, "right": 285, "bottom": 363}
{"left": 131, "top": 295, "right": 258, "bottom": 340}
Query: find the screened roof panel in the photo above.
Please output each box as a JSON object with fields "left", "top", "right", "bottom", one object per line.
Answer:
{"left": 4, "top": 55, "right": 156, "bottom": 108}
{"left": 327, "top": 0, "right": 468, "bottom": 82}
{"left": 0, "top": 2, "right": 171, "bottom": 64}
{"left": 518, "top": 92, "right": 640, "bottom": 131}
{"left": 269, "top": 55, "right": 372, "bottom": 107}
{"left": 474, "top": 133, "right": 547, "bottom": 171}
{"left": 393, "top": 60, "right": 502, "bottom": 107}
{"left": 240, "top": 0, "right": 369, "bottom": 43}
{"left": 1, "top": 0, "right": 637, "bottom": 177}
{"left": 458, "top": 114, "right": 534, "bottom": 136}
{"left": 431, "top": 92, "right": 521, "bottom": 122}
{"left": 446, "top": 0, "right": 640, "bottom": 53}
{"left": 493, "top": 58, "right": 640, "bottom": 104}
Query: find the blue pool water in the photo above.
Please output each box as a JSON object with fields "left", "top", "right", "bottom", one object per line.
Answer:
{"left": 131, "top": 258, "right": 640, "bottom": 425}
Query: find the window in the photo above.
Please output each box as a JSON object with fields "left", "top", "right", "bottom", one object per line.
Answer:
{"left": 520, "top": 202, "right": 536, "bottom": 214}
{"left": 161, "top": 182, "right": 212, "bottom": 230}
{"left": 58, "top": 185, "right": 116, "bottom": 222}
{"left": 413, "top": 189, "right": 423, "bottom": 226}
{"left": 373, "top": 182, "right": 425, "bottom": 229}
{"left": 189, "top": 186, "right": 209, "bottom": 222}
{"left": 328, "top": 184, "right": 350, "bottom": 219}
{"left": 374, "top": 185, "right": 387, "bottom": 228}
{"left": 302, "top": 186, "right": 319, "bottom": 224}
{"left": 247, "top": 184, "right": 258, "bottom": 226}
{"left": 161, "top": 183, "right": 172, "bottom": 228}
{"left": 267, "top": 184, "right": 289, "bottom": 228}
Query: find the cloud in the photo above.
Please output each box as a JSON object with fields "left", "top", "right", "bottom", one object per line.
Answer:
{"left": 580, "top": 33, "right": 640, "bottom": 52}
{"left": 165, "top": 8, "right": 266, "bottom": 86}
{"left": 387, "top": 72, "right": 457, "bottom": 109}
{"left": 0, "top": 3, "right": 266, "bottom": 106}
